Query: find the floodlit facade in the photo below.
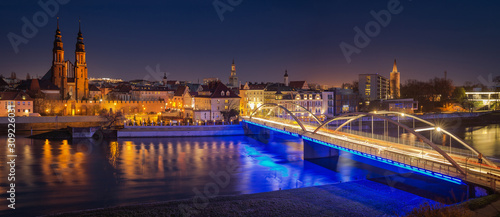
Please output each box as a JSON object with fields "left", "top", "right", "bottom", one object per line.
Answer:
{"left": 390, "top": 59, "right": 401, "bottom": 99}
{"left": 359, "top": 73, "right": 389, "bottom": 104}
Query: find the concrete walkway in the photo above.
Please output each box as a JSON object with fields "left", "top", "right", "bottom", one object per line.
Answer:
{"left": 474, "top": 200, "right": 500, "bottom": 217}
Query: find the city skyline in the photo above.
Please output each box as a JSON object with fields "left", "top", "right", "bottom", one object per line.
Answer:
{"left": 1, "top": 1, "right": 500, "bottom": 87}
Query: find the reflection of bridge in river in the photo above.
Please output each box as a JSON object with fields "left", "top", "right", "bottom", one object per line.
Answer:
{"left": 243, "top": 103, "right": 500, "bottom": 192}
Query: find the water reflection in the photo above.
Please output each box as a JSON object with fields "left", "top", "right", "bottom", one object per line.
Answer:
{"left": 462, "top": 124, "right": 500, "bottom": 158}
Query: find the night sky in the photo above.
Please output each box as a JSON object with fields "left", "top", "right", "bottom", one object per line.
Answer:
{"left": 1, "top": 0, "right": 499, "bottom": 87}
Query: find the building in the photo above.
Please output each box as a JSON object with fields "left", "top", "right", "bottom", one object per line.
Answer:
{"left": 89, "top": 84, "right": 101, "bottom": 100}
{"left": 203, "top": 78, "right": 219, "bottom": 85}
{"left": 289, "top": 81, "right": 309, "bottom": 90}
{"left": 0, "top": 91, "right": 33, "bottom": 116}
{"left": 0, "top": 77, "right": 10, "bottom": 90}
{"left": 284, "top": 70, "right": 289, "bottom": 86}
{"left": 239, "top": 82, "right": 266, "bottom": 116}
{"left": 16, "top": 78, "right": 61, "bottom": 100}
{"left": 42, "top": 19, "right": 89, "bottom": 100}
{"left": 269, "top": 90, "right": 324, "bottom": 120}
{"left": 359, "top": 73, "right": 389, "bottom": 104}
{"left": 131, "top": 86, "right": 172, "bottom": 102}
{"left": 227, "top": 60, "right": 238, "bottom": 88}
{"left": 107, "top": 84, "right": 132, "bottom": 101}
{"left": 465, "top": 90, "right": 500, "bottom": 110}
{"left": 322, "top": 88, "right": 358, "bottom": 117}
{"left": 162, "top": 73, "right": 168, "bottom": 85}
{"left": 264, "top": 83, "right": 295, "bottom": 104}
{"left": 172, "top": 86, "right": 194, "bottom": 111}
{"left": 390, "top": 59, "right": 401, "bottom": 99}
{"left": 381, "top": 98, "right": 418, "bottom": 113}
{"left": 193, "top": 82, "right": 240, "bottom": 121}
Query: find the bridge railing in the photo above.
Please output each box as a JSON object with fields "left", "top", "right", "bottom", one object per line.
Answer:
{"left": 311, "top": 129, "right": 464, "bottom": 178}
{"left": 332, "top": 127, "right": 476, "bottom": 160}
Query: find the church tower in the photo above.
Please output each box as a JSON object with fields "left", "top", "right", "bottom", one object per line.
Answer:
{"left": 389, "top": 59, "right": 401, "bottom": 99}
{"left": 228, "top": 59, "right": 238, "bottom": 87}
{"left": 162, "top": 73, "right": 168, "bottom": 85}
{"left": 284, "top": 70, "right": 289, "bottom": 86}
{"left": 51, "top": 18, "right": 67, "bottom": 99}
{"left": 74, "top": 19, "right": 89, "bottom": 100}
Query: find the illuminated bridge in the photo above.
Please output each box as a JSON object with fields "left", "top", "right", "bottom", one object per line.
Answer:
{"left": 242, "top": 103, "right": 500, "bottom": 191}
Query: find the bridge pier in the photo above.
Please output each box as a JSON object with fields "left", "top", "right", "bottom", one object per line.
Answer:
{"left": 303, "top": 139, "right": 339, "bottom": 159}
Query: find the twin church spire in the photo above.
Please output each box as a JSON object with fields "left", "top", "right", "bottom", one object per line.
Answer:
{"left": 51, "top": 17, "right": 89, "bottom": 100}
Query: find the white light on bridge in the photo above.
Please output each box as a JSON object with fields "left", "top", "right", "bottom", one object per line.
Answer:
{"left": 415, "top": 127, "right": 435, "bottom": 132}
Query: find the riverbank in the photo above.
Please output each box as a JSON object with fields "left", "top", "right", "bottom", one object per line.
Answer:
{"left": 0, "top": 115, "right": 105, "bottom": 130}
{"left": 117, "top": 124, "right": 245, "bottom": 137}
{"left": 46, "top": 180, "right": 437, "bottom": 217}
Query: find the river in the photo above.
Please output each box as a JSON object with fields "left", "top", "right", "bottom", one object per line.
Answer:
{"left": 0, "top": 123, "right": 498, "bottom": 216}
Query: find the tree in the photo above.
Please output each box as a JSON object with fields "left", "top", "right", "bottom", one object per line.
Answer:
{"left": 99, "top": 109, "right": 125, "bottom": 128}
{"left": 220, "top": 99, "right": 240, "bottom": 122}
{"left": 401, "top": 77, "right": 455, "bottom": 112}
{"left": 221, "top": 109, "right": 239, "bottom": 122}
{"left": 452, "top": 87, "right": 466, "bottom": 104}
{"left": 429, "top": 77, "right": 454, "bottom": 106}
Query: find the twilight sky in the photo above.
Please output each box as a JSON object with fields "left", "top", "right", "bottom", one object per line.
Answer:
{"left": 1, "top": 0, "right": 499, "bottom": 87}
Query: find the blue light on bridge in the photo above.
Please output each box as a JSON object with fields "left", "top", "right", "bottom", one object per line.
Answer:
{"left": 243, "top": 120, "right": 464, "bottom": 185}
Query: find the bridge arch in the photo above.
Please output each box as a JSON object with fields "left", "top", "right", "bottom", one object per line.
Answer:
{"left": 313, "top": 112, "right": 468, "bottom": 175}
{"left": 249, "top": 103, "right": 309, "bottom": 132}
{"left": 285, "top": 102, "right": 323, "bottom": 124}
{"left": 372, "top": 111, "right": 495, "bottom": 167}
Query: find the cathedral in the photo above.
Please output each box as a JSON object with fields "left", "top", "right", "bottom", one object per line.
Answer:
{"left": 42, "top": 18, "right": 89, "bottom": 100}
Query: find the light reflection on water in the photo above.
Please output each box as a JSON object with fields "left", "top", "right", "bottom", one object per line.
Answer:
{"left": 0, "top": 135, "right": 354, "bottom": 216}
{"left": 462, "top": 124, "right": 500, "bottom": 159}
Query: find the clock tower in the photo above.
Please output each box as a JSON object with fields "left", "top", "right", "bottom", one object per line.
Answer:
{"left": 228, "top": 59, "right": 238, "bottom": 88}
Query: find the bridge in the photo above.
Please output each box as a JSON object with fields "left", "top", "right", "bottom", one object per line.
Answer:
{"left": 241, "top": 103, "right": 500, "bottom": 192}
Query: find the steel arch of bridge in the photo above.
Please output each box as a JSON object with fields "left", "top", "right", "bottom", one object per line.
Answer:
{"left": 249, "top": 103, "right": 308, "bottom": 131}
{"left": 249, "top": 102, "right": 322, "bottom": 126}
{"left": 313, "top": 112, "right": 466, "bottom": 175}
{"left": 313, "top": 111, "right": 495, "bottom": 168}
{"left": 248, "top": 107, "right": 494, "bottom": 175}
{"left": 285, "top": 102, "right": 322, "bottom": 124}
{"left": 373, "top": 111, "right": 496, "bottom": 168}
